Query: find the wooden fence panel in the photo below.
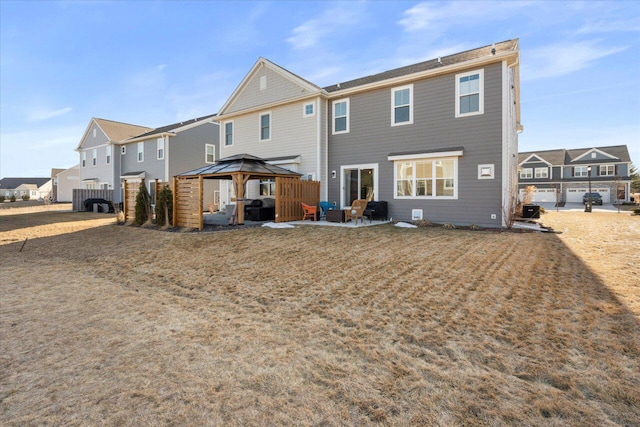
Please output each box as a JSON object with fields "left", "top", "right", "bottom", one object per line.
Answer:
{"left": 123, "top": 179, "right": 170, "bottom": 222}
{"left": 174, "top": 178, "right": 202, "bottom": 229}
{"left": 275, "top": 178, "right": 320, "bottom": 222}
{"left": 72, "top": 189, "right": 114, "bottom": 212}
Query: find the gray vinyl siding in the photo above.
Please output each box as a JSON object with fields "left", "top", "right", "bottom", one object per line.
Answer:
{"left": 121, "top": 138, "right": 165, "bottom": 181}
{"left": 328, "top": 62, "right": 505, "bottom": 227}
{"left": 227, "top": 67, "right": 316, "bottom": 114}
{"left": 168, "top": 123, "right": 220, "bottom": 178}
{"left": 78, "top": 123, "right": 114, "bottom": 192}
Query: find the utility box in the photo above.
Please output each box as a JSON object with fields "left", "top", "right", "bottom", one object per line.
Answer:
{"left": 522, "top": 204, "right": 540, "bottom": 219}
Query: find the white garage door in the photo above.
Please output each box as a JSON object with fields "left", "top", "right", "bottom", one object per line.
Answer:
{"left": 519, "top": 188, "right": 558, "bottom": 202}
{"left": 566, "top": 188, "right": 610, "bottom": 203}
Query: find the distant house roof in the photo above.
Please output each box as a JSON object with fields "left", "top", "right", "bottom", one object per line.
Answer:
{"left": 127, "top": 113, "right": 218, "bottom": 141}
{"left": 323, "top": 39, "right": 519, "bottom": 93}
{"left": 519, "top": 145, "right": 631, "bottom": 166}
{"left": 93, "top": 118, "right": 153, "bottom": 142}
{"left": 0, "top": 177, "right": 50, "bottom": 190}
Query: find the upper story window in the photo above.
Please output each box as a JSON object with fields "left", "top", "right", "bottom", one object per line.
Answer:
{"left": 137, "top": 142, "right": 144, "bottom": 162}
{"left": 224, "top": 121, "right": 233, "bottom": 146}
{"left": 332, "top": 99, "right": 349, "bottom": 134}
{"left": 259, "top": 112, "right": 271, "bottom": 141}
{"left": 106, "top": 146, "right": 111, "bottom": 165}
{"left": 121, "top": 146, "right": 126, "bottom": 155}
{"left": 392, "top": 85, "right": 413, "bottom": 126}
{"left": 395, "top": 158, "right": 457, "bottom": 199}
{"left": 520, "top": 168, "right": 532, "bottom": 179}
{"left": 81, "top": 151, "right": 86, "bottom": 168}
{"left": 534, "top": 167, "right": 548, "bottom": 178}
{"left": 92, "top": 149, "right": 97, "bottom": 166}
{"left": 600, "top": 164, "right": 615, "bottom": 176}
{"left": 260, "top": 179, "right": 276, "bottom": 196}
{"left": 157, "top": 138, "right": 164, "bottom": 160}
{"left": 205, "top": 144, "right": 215, "bottom": 164}
{"left": 574, "top": 166, "right": 588, "bottom": 177}
{"left": 303, "top": 102, "right": 315, "bottom": 117}
{"left": 455, "top": 69, "right": 484, "bottom": 118}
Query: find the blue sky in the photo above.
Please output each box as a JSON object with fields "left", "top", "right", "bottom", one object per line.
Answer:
{"left": 1, "top": 0, "right": 638, "bottom": 178}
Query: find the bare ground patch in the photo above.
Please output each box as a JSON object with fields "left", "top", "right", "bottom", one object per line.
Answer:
{"left": 1, "top": 210, "right": 639, "bottom": 425}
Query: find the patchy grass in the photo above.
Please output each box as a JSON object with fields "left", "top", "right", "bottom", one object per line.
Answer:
{"left": 1, "top": 210, "right": 639, "bottom": 426}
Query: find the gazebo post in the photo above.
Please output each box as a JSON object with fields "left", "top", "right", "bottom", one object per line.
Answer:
{"left": 236, "top": 173, "right": 245, "bottom": 225}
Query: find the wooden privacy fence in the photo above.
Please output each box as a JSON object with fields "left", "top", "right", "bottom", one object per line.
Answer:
{"left": 123, "top": 179, "right": 170, "bottom": 222}
{"left": 275, "top": 178, "right": 320, "bottom": 222}
{"left": 173, "top": 176, "right": 203, "bottom": 229}
{"left": 72, "top": 189, "right": 114, "bottom": 212}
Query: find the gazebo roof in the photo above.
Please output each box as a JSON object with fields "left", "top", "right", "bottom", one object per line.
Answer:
{"left": 178, "top": 153, "right": 302, "bottom": 179}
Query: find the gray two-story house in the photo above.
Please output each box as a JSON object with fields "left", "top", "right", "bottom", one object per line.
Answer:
{"left": 518, "top": 145, "right": 633, "bottom": 203}
{"left": 118, "top": 115, "right": 220, "bottom": 209}
{"left": 325, "top": 40, "right": 521, "bottom": 227}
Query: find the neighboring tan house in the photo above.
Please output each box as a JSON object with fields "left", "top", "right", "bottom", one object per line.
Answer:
{"left": 0, "top": 177, "right": 51, "bottom": 200}
{"left": 215, "top": 58, "right": 327, "bottom": 211}
{"left": 54, "top": 165, "right": 81, "bottom": 203}
{"left": 117, "top": 114, "right": 220, "bottom": 210}
{"left": 325, "top": 39, "right": 521, "bottom": 227}
{"left": 518, "top": 145, "right": 633, "bottom": 204}
{"left": 76, "top": 118, "right": 152, "bottom": 203}
{"left": 50, "top": 168, "right": 64, "bottom": 201}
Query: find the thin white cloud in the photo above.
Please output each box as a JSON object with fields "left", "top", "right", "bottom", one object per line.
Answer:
{"left": 522, "top": 41, "right": 627, "bottom": 81}
{"left": 287, "top": 4, "right": 366, "bottom": 50}
{"left": 28, "top": 107, "right": 73, "bottom": 122}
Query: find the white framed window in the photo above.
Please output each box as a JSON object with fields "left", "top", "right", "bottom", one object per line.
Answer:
{"left": 259, "top": 112, "right": 271, "bottom": 141}
{"left": 574, "top": 166, "right": 588, "bottom": 177}
{"left": 224, "top": 121, "right": 233, "bottom": 146}
{"left": 93, "top": 129, "right": 96, "bottom": 138}
{"left": 520, "top": 168, "right": 533, "bottom": 179}
{"left": 81, "top": 151, "right": 86, "bottom": 168}
{"left": 478, "top": 164, "right": 494, "bottom": 179}
{"left": 121, "top": 146, "right": 126, "bottom": 155}
{"left": 106, "top": 146, "right": 111, "bottom": 165}
{"left": 391, "top": 84, "right": 413, "bottom": 126}
{"left": 137, "top": 142, "right": 144, "bottom": 162}
{"left": 591, "top": 152, "right": 597, "bottom": 159}
{"left": 600, "top": 165, "right": 615, "bottom": 176}
{"left": 92, "top": 149, "right": 97, "bottom": 166}
{"left": 455, "top": 69, "right": 484, "bottom": 117}
{"left": 534, "top": 167, "right": 548, "bottom": 178}
{"left": 332, "top": 99, "right": 349, "bottom": 134}
{"left": 86, "top": 182, "right": 96, "bottom": 190}
{"left": 259, "top": 179, "right": 276, "bottom": 196}
{"left": 205, "top": 144, "right": 215, "bottom": 164}
{"left": 157, "top": 138, "right": 164, "bottom": 160}
{"left": 303, "top": 102, "right": 315, "bottom": 118}
{"left": 394, "top": 157, "right": 458, "bottom": 199}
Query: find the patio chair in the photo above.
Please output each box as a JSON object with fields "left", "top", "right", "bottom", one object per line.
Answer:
{"left": 301, "top": 202, "right": 317, "bottom": 221}
{"left": 344, "top": 199, "right": 367, "bottom": 225}
{"left": 319, "top": 201, "right": 335, "bottom": 220}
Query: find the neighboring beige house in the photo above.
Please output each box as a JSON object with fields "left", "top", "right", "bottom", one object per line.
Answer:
{"left": 0, "top": 177, "right": 51, "bottom": 200}
{"left": 54, "top": 165, "right": 80, "bottom": 203}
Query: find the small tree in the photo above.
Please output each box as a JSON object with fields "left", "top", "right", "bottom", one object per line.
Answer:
{"left": 22, "top": 194, "right": 30, "bottom": 201}
{"left": 134, "top": 182, "right": 151, "bottom": 225}
{"left": 10, "top": 195, "right": 16, "bottom": 202}
{"left": 155, "top": 185, "right": 173, "bottom": 228}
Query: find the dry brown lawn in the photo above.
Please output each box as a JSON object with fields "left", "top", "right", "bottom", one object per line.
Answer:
{"left": 1, "top": 209, "right": 639, "bottom": 426}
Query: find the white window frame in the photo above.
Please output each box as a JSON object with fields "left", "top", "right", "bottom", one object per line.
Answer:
{"left": 224, "top": 121, "right": 233, "bottom": 146}
{"left": 574, "top": 166, "right": 588, "bottom": 177}
{"left": 455, "top": 69, "right": 484, "bottom": 118}
{"left": 393, "top": 157, "right": 458, "bottom": 200}
{"left": 260, "top": 75, "right": 267, "bottom": 90}
{"left": 303, "top": 102, "right": 315, "bottom": 118}
{"left": 391, "top": 84, "right": 413, "bottom": 126}
{"left": 81, "top": 151, "right": 86, "bottom": 168}
{"left": 93, "top": 129, "right": 96, "bottom": 138}
{"left": 205, "top": 144, "right": 215, "bottom": 164}
{"left": 520, "top": 168, "right": 533, "bottom": 179}
{"left": 121, "top": 146, "right": 126, "bottom": 155}
{"left": 332, "top": 98, "right": 350, "bottom": 135}
{"left": 106, "top": 145, "right": 111, "bottom": 165}
{"left": 534, "top": 167, "right": 548, "bottom": 179}
{"left": 157, "top": 138, "right": 164, "bottom": 160}
{"left": 478, "top": 164, "right": 494, "bottom": 179}
{"left": 259, "top": 112, "right": 271, "bottom": 142}
{"left": 86, "top": 182, "right": 96, "bottom": 190}
{"left": 137, "top": 142, "right": 144, "bottom": 163}
{"left": 600, "top": 164, "right": 615, "bottom": 176}
{"left": 259, "top": 179, "right": 276, "bottom": 196}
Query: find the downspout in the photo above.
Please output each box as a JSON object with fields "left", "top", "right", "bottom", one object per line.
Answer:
{"left": 316, "top": 98, "right": 322, "bottom": 197}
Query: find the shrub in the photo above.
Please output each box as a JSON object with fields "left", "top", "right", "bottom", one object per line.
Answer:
{"left": 0, "top": 195, "right": 4, "bottom": 202}
{"left": 469, "top": 224, "right": 481, "bottom": 230}
{"left": 443, "top": 223, "right": 456, "bottom": 229}
{"left": 134, "top": 182, "right": 151, "bottom": 225}
{"left": 415, "top": 219, "right": 431, "bottom": 228}
{"left": 10, "top": 195, "right": 16, "bottom": 202}
{"left": 155, "top": 185, "right": 173, "bottom": 227}
{"left": 633, "top": 208, "right": 640, "bottom": 216}
{"left": 21, "top": 194, "right": 30, "bottom": 201}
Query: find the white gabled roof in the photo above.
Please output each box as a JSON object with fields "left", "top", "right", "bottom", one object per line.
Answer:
{"left": 571, "top": 147, "right": 619, "bottom": 162}
{"left": 519, "top": 153, "right": 552, "bottom": 166}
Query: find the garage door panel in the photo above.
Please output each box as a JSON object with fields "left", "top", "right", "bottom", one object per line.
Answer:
{"left": 566, "top": 188, "right": 609, "bottom": 203}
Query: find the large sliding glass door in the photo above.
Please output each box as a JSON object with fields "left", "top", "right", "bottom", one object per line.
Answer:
{"left": 341, "top": 164, "right": 378, "bottom": 208}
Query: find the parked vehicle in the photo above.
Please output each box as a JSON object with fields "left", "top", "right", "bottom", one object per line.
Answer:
{"left": 582, "top": 192, "right": 603, "bottom": 205}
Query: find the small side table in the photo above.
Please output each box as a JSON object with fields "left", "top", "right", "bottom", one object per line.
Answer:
{"left": 326, "top": 209, "right": 345, "bottom": 223}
